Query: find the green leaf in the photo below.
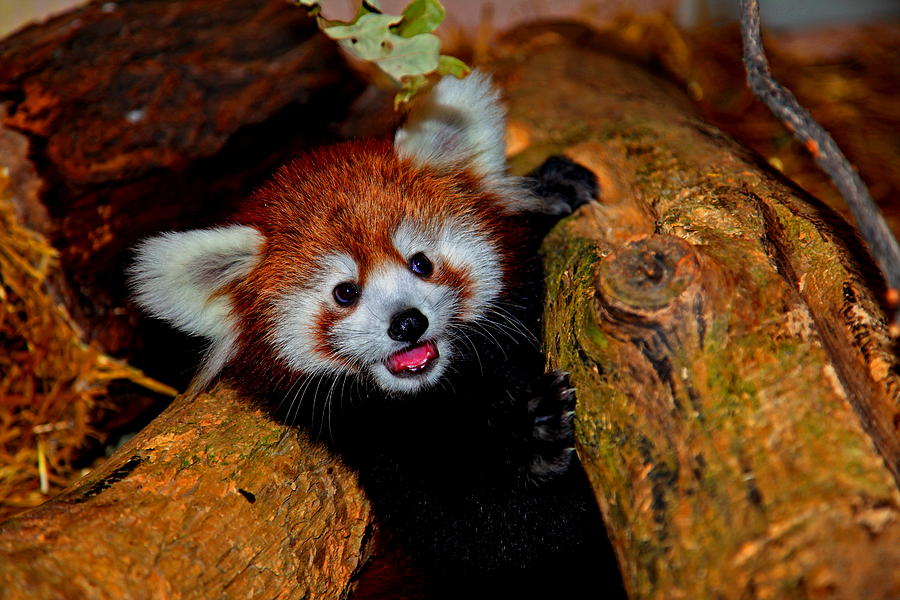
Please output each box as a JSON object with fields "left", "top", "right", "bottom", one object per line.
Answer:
{"left": 373, "top": 33, "right": 441, "bottom": 80}
{"left": 436, "top": 55, "right": 470, "bottom": 78}
{"left": 311, "top": 0, "right": 470, "bottom": 107}
{"left": 354, "top": 0, "right": 382, "bottom": 20}
{"left": 394, "top": 0, "right": 445, "bottom": 38}
{"left": 324, "top": 12, "right": 441, "bottom": 82}
{"left": 323, "top": 12, "right": 402, "bottom": 59}
{"left": 394, "top": 74, "right": 428, "bottom": 108}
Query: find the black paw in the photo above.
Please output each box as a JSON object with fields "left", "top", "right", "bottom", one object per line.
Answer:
{"left": 526, "top": 371, "right": 577, "bottom": 483}
{"left": 527, "top": 155, "right": 599, "bottom": 215}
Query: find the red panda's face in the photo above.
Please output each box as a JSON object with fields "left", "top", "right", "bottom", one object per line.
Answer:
{"left": 238, "top": 145, "right": 510, "bottom": 395}
{"left": 130, "top": 72, "right": 561, "bottom": 394}
{"left": 265, "top": 216, "right": 504, "bottom": 394}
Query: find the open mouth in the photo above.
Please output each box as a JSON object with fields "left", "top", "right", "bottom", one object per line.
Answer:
{"left": 385, "top": 340, "right": 439, "bottom": 378}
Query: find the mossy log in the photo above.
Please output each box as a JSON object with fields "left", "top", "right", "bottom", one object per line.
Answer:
{"left": 0, "top": 385, "right": 374, "bottom": 599}
{"left": 2, "top": 14, "right": 899, "bottom": 600}
{"left": 493, "top": 23, "right": 900, "bottom": 600}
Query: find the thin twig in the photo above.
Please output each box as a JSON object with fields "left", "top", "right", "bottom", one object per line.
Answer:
{"left": 739, "top": 0, "right": 900, "bottom": 313}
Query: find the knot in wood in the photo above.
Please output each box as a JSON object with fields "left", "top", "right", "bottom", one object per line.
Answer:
{"left": 597, "top": 235, "right": 699, "bottom": 312}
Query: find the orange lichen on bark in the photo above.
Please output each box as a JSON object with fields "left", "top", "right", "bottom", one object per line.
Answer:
{"left": 0, "top": 385, "right": 374, "bottom": 600}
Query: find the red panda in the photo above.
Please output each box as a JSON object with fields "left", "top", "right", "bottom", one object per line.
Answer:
{"left": 130, "top": 73, "right": 616, "bottom": 596}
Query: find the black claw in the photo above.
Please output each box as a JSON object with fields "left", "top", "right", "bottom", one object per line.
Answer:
{"left": 525, "top": 370, "right": 579, "bottom": 482}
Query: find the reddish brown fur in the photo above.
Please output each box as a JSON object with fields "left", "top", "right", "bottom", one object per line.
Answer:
{"left": 431, "top": 263, "right": 473, "bottom": 306}
{"left": 223, "top": 139, "right": 528, "bottom": 389}
{"left": 314, "top": 309, "right": 342, "bottom": 359}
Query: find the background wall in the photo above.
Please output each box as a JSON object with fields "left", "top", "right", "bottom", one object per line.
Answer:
{"left": 677, "top": 0, "right": 900, "bottom": 28}
{"left": 4, "top": 0, "right": 900, "bottom": 39}
{"left": 1, "top": 0, "right": 84, "bottom": 37}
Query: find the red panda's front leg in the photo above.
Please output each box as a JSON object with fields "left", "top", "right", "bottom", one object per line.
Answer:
{"left": 523, "top": 370, "right": 578, "bottom": 484}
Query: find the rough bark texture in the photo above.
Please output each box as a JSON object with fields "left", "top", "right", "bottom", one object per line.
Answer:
{"left": 491, "top": 23, "right": 900, "bottom": 600}
{"left": 0, "top": 384, "right": 374, "bottom": 600}
{"left": 3, "top": 10, "right": 899, "bottom": 599}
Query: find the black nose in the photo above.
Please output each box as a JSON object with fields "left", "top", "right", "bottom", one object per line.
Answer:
{"left": 388, "top": 308, "right": 429, "bottom": 343}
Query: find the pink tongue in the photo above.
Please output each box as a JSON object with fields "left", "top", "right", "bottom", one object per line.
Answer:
{"left": 387, "top": 341, "right": 438, "bottom": 374}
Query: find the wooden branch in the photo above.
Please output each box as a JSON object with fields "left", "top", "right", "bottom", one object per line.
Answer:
{"left": 493, "top": 22, "right": 900, "bottom": 600}
{"left": 0, "top": 384, "right": 374, "bottom": 599}
{"left": 738, "top": 0, "right": 900, "bottom": 307}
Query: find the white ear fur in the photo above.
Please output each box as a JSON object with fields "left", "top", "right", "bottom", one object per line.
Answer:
{"left": 395, "top": 71, "right": 508, "bottom": 185}
{"left": 129, "top": 225, "right": 263, "bottom": 388}
{"left": 394, "top": 72, "right": 558, "bottom": 214}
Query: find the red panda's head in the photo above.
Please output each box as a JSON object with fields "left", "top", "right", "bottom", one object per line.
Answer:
{"left": 130, "top": 73, "right": 560, "bottom": 395}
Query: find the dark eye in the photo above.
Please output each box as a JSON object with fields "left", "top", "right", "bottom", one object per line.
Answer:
{"left": 333, "top": 282, "right": 360, "bottom": 307}
{"left": 409, "top": 252, "right": 433, "bottom": 278}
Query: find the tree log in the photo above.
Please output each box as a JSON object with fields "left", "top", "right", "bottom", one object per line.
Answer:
{"left": 0, "top": 384, "right": 374, "bottom": 599}
{"left": 492, "top": 23, "right": 900, "bottom": 600}
{"left": 2, "top": 15, "right": 899, "bottom": 600}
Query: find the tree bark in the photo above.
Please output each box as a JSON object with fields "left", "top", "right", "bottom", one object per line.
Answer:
{"left": 492, "top": 22, "right": 900, "bottom": 600}
{"left": 2, "top": 14, "right": 899, "bottom": 600}
{"left": 0, "top": 384, "right": 374, "bottom": 600}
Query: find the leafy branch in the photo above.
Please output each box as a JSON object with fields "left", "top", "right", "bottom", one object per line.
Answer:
{"left": 297, "top": 0, "right": 469, "bottom": 106}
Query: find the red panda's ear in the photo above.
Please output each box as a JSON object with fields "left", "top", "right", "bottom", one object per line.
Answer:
{"left": 394, "top": 71, "right": 508, "bottom": 186}
{"left": 394, "top": 72, "right": 564, "bottom": 215}
{"left": 129, "top": 225, "right": 263, "bottom": 388}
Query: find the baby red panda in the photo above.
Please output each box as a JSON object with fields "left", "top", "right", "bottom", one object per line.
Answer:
{"left": 130, "top": 73, "right": 615, "bottom": 596}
